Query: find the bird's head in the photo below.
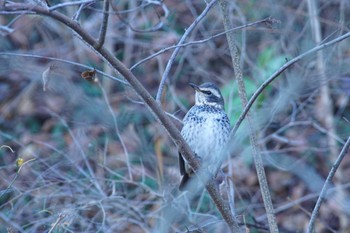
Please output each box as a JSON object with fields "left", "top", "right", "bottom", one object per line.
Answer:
{"left": 190, "top": 82, "right": 225, "bottom": 109}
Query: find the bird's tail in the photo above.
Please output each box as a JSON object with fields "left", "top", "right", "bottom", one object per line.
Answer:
{"left": 179, "top": 173, "right": 190, "bottom": 191}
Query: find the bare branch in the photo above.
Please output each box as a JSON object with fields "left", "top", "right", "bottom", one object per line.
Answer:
{"left": 94, "top": 0, "right": 109, "bottom": 49}
{"left": 307, "top": 136, "right": 350, "bottom": 232}
{"left": 218, "top": 0, "right": 278, "bottom": 232}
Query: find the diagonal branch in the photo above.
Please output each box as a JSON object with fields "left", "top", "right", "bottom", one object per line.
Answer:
{"left": 307, "top": 136, "right": 350, "bottom": 232}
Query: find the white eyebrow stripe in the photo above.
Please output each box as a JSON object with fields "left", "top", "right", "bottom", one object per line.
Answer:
{"left": 200, "top": 88, "right": 221, "bottom": 97}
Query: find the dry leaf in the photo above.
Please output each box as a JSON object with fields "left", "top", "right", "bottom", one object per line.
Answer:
{"left": 81, "top": 69, "right": 98, "bottom": 82}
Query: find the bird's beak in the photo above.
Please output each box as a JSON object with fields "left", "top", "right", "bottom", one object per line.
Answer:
{"left": 189, "top": 83, "right": 200, "bottom": 92}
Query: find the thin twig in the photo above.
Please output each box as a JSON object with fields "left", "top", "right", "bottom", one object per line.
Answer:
{"left": 48, "top": 213, "right": 66, "bottom": 233}
{"left": 97, "top": 81, "right": 132, "bottom": 180}
{"left": 307, "top": 136, "right": 350, "bottom": 232}
{"left": 0, "top": 145, "right": 15, "bottom": 153}
{"left": 258, "top": 182, "right": 350, "bottom": 222}
{"left": 0, "top": 158, "right": 36, "bottom": 200}
{"left": 94, "top": 0, "right": 109, "bottom": 49}
{"left": 49, "top": 0, "right": 94, "bottom": 11}
{"left": 110, "top": 2, "right": 165, "bottom": 33}
{"left": 0, "top": 25, "right": 14, "bottom": 35}
{"left": 155, "top": 0, "right": 217, "bottom": 103}
{"left": 130, "top": 17, "right": 273, "bottom": 71}
{"left": 49, "top": 111, "right": 106, "bottom": 197}
{"left": 73, "top": 1, "right": 90, "bottom": 21}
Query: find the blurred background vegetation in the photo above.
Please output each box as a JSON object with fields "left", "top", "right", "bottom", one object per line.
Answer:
{"left": 1, "top": 0, "right": 350, "bottom": 232}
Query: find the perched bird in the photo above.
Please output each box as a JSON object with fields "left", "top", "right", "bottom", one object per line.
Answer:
{"left": 179, "top": 82, "right": 231, "bottom": 191}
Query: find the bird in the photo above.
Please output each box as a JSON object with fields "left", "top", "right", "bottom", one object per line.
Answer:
{"left": 179, "top": 82, "right": 231, "bottom": 191}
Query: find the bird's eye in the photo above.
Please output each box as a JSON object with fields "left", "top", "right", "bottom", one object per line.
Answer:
{"left": 203, "top": 90, "right": 212, "bottom": 95}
